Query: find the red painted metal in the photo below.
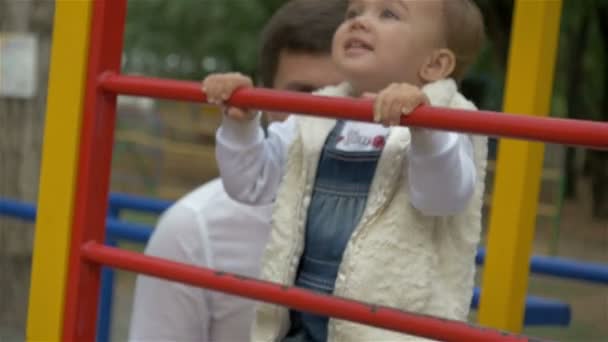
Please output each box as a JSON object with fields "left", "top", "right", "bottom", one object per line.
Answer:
{"left": 62, "top": 0, "right": 127, "bottom": 340}
{"left": 81, "top": 242, "right": 539, "bottom": 342}
{"left": 100, "top": 73, "right": 608, "bottom": 150}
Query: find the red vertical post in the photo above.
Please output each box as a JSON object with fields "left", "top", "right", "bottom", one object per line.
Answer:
{"left": 62, "top": 0, "right": 127, "bottom": 340}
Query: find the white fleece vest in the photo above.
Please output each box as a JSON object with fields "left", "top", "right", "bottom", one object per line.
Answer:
{"left": 253, "top": 79, "right": 488, "bottom": 342}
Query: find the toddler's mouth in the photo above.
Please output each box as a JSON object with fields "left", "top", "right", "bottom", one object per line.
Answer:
{"left": 345, "top": 37, "right": 373, "bottom": 52}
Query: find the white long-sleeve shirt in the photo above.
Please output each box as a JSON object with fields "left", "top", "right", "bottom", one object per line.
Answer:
{"left": 128, "top": 179, "right": 272, "bottom": 342}
{"left": 216, "top": 112, "right": 476, "bottom": 216}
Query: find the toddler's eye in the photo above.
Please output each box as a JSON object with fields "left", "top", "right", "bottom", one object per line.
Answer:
{"left": 380, "top": 9, "right": 399, "bottom": 19}
{"left": 345, "top": 7, "right": 361, "bottom": 20}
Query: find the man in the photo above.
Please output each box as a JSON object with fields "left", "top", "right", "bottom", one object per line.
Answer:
{"left": 128, "top": 1, "right": 345, "bottom": 341}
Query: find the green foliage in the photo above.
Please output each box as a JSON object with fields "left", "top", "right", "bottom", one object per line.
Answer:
{"left": 550, "top": 0, "right": 608, "bottom": 121}
{"left": 124, "top": 0, "right": 607, "bottom": 122}
{"left": 124, "top": 0, "right": 284, "bottom": 79}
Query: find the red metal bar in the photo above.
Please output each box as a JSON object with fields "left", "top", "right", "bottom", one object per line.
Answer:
{"left": 81, "top": 242, "right": 545, "bottom": 342}
{"left": 99, "top": 73, "right": 608, "bottom": 150}
{"left": 62, "top": 0, "right": 127, "bottom": 340}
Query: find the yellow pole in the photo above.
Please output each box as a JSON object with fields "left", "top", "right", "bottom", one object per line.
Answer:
{"left": 478, "top": 0, "right": 563, "bottom": 332}
{"left": 26, "top": 1, "right": 93, "bottom": 341}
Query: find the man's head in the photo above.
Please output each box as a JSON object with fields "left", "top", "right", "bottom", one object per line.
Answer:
{"left": 258, "top": 0, "right": 347, "bottom": 90}
{"left": 332, "top": 0, "right": 484, "bottom": 93}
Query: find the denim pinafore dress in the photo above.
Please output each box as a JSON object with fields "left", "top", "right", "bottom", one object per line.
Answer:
{"left": 285, "top": 121, "right": 382, "bottom": 342}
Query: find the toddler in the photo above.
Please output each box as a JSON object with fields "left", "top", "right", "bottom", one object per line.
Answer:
{"left": 203, "top": 0, "right": 487, "bottom": 341}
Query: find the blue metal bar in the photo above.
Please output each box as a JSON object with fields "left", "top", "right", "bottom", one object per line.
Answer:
{"left": 106, "top": 218, "right": 153, "bottom": 243}
{"left": 96, "top": 201, "right": 153, "bottom": 342}
{"left": 0, "top": 197, "right": 154, "bottom": 242}
{"left": 471, "top": 288, "right": 570, "bottom": 326}
{"left": 0, "top": 198, "right": 36, "bottom": 221}
{"left": 476, "top": 248, "right": 608, "bottom": 284}
{"left": 96, "top": 206, "right": 123, "bottom": 342}
{"left": 3, "top": 197, "right": 608, "bottom": 284}
{"left": 3, "top": 196, "right": 608, "bottom": 285}
{"left": 108, "top": 193, "right": 171, "bottom": 214}
{"left": 1, "top": 195, "right": 606, "bottom": 327}
{"left": 97, "top": 238, "right": 118, "bottom": 342}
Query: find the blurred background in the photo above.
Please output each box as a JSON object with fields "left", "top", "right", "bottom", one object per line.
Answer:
{"left": 0, "top": 0, "right": 606, "bottom": 341}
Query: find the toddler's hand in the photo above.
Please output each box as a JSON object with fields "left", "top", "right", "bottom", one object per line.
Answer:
{"left": 201, "top": 72, "right": 256, "bottom": 121}
{"left": 373, "top": 83, "right": 429, "bottom": 127}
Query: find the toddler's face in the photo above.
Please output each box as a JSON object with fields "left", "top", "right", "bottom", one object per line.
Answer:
{"left": 332, "top": 0, "right": 446, "bottom": 93}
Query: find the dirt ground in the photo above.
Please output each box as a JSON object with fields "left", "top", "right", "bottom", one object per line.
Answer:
{"left": 522, "top": 177, "right": 608, "bottom": 341}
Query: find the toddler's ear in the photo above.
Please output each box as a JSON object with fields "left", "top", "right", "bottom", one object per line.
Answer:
{"left": 419, "top": 49, "right": 456, "bottom": 82}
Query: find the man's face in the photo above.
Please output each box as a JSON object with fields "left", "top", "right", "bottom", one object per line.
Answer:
{"left": 267, "top": 49, "right": 344, "bottom": 122}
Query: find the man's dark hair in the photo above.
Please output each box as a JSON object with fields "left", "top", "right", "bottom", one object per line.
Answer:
{"left": 258, "top": 0, "right": 347, "bottom": 87}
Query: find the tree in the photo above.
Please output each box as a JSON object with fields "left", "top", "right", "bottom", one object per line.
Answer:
{"left": 562, "top": 1, "right": 591, "bottom": 199}
{"left": 558, "top": 0, "right": 608, "bottom": 218}
{"left": 123, "top": 0, "right": 285, "bottom": 79}
{"left": 587, "top": 1, "right": 608, "bottom": 218}
{"left": 0, "top": 0, "right": 54, "bottom": 338}
{"left": 472, "top": 0, "right": 607, "bottom": 218}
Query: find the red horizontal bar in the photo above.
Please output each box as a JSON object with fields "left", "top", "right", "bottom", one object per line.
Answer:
{"left": 99, "top": 72, "right": 607, "bottom": 150}
{"left": 81, "top": 242, "right": 538, "bottom": 342}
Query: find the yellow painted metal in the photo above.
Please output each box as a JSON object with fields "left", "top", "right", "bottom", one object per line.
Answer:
{"left": 26, "top": 1, "right": 93, "bottom": 341}
{"left": 478, "top": 0, "right": 563, "bottom": 332}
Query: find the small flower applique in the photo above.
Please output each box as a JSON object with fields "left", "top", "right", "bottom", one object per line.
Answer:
{"left": 372, "top": 135, "right": 386, "bottom": 149}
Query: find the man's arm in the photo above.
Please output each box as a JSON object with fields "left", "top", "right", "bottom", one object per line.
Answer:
{"left": 128, "top": 205, "right": 211, "bottom": 342}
